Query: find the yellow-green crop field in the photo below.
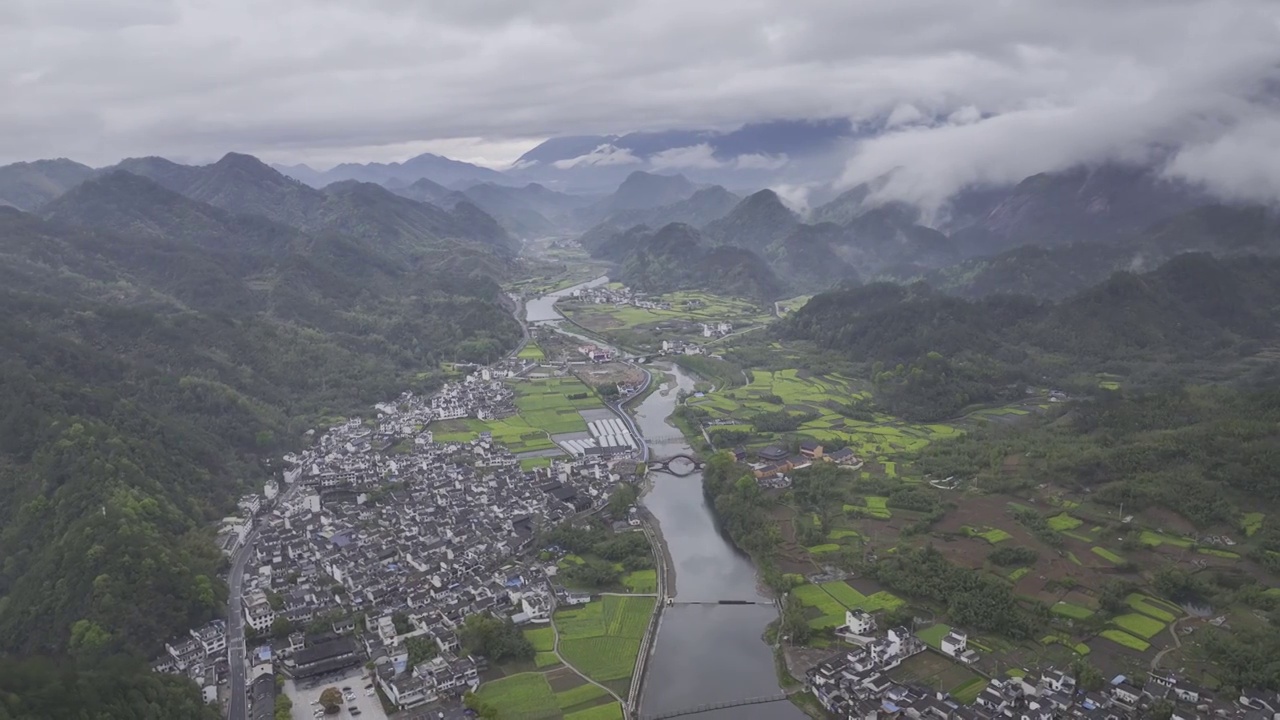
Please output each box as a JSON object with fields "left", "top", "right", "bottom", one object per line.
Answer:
{"left": 561, "top": 290, "right": 771, "bottom": 334}
{"left": 688, "top": 369, "right": 963, "bottom": 464}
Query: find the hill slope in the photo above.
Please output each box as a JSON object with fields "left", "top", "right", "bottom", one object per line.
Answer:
{"left": 0, "top": 172, "right": 520, "bottom": 665}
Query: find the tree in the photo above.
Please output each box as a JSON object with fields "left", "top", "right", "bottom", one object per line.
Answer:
{"left": 779, "top": 595, "right": 811, "bottom": 645}
{"left": 1072, "top": 658, "right": 1105, "bottom": 691}
{"left": 459, "top": 613, "right": 534, "bottom": 663}
{"left": 270, "top": 616, "right": 294, "bottom": 639}
{"left": 274, "top": 694, "right": 293, "bottom": 720}
{"left": 319, "top": 687, "right": 343, "bottom": 713}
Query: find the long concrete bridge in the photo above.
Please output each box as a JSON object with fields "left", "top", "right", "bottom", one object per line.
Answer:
{"left": 638, "top": 693, "right": 791, "bottom": 720}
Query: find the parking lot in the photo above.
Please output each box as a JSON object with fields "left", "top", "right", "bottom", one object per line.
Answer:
{"left": 283, "top": 667, "right": 389, "bottom": 720}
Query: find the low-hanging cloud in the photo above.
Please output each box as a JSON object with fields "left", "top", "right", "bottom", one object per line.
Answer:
{"left": 648, "top": 144, "right": 723, "bottom": 170}
{"left": 551, "top": 144, "right": 641, "bottom": 169}
{"left": 1, "top": 0, "right": 1278, "bottom": 194}
{"left": 837, "top": 1, "right": 1280, "bottom": 212}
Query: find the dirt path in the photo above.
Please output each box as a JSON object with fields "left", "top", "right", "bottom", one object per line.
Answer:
{"left": 549, "top": 602, "right": 629, "bottom": 713}
{"left": 1150, "top": 616, "right": 1188, "bottom": 670}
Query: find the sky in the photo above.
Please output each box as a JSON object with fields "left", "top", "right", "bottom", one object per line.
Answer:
{"left": 4, "top": 0, "right": 1280, "bottom": 204}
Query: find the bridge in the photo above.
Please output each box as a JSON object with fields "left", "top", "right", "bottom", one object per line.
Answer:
{"left": 639, "top": 693, "right": 790, "bottom": 720}
{"left": 646, "top": 454, "right": 704, "bottom": 476}
{"left": 667, "top": 599, "right": 775, "bottom": 607}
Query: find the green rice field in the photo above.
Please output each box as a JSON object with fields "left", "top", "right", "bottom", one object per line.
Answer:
{"left": 476, "top": 673, "right": 561, "bottom": 719}
{"left": 555, "top": 596, "right": 655, "bottom": 686}
{"left": 1091, "top": 547, "right": 1125, "bottom": 564}
{"left": 917, "top": 623, "right": 952, "bottom": 648}
{"left": 1051, "top": 602, "right": 1094, "bottom": 620}
{"left": 565, "top": 703, "right": 624, "bottom": 720}
{"left": 1125, "top": 594, "right": 1179, "bottom": 623}
{"left": 621, "top": 570, "right": 657, "bottom": 594}
{"left": 1243, "top": 512, "right": 1266, "bottom": 536}
{"left": 431, "top": 376, "right": 607, "bottom": 451}
{"left": 963, "top": 526, "right": 1012, "bottom": 544}
{"left": 1047, "top": 514, "right": 1082, "bottom": 531}
{"left": 1099, "top": 629, "right": 1151, "bottom": 652}
{"left": 525, "top": 626, "right": 557, "bottom": 652}
{"left": 1113, "top": 613, "right": 1166, "bottom": 639}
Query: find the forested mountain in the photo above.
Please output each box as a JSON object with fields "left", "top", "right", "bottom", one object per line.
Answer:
{"left": 0, "top": 159, "right": 96, "bottom": 210}
{"left": 273, "top": 151, "right": 507, "bottom": 188}
{"left": 109, "top": 154, "right": 518, "bottom": 268}
{"left": 596, "top": 171, "right": 697, "bottom": 213}
{"left": 0, "top": 166, "right": 519, "bottom": 700}
{"left": 582, "top": 186, "right": 742, "bottom": 242}
{"left": 946, "top": 164, "right": 1205, "bottom": 255}
{"left": 613, "top": 222, "right": 783, "bottom": 300}
{"left": 702, "top": 189, "right": 800, "bottom": 252}
{"left": 781, "top": 253, "right": 1280, "bottom": 420}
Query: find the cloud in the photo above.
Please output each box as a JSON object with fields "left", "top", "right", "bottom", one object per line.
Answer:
{"left": 0, "top": 0, "right": 1276, "bottom": 202}
{"left": 1163, "top": 117, "right": 1280, "bottom": 204}
{"left": 551, "top": 144, "right": 641, "bottom": 169}
{"left": 735, "top": 153, "right": 789, "bottom": 170}
{"left": 770, "top": 183, "right": 815, "bottom": 215}
{"left": 648, "top": 144, "right": 724, "bottom": 170}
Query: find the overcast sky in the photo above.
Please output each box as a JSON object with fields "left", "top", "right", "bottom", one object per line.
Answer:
{"left": 4, "top": 0, "right": 1280, "bottom": 203}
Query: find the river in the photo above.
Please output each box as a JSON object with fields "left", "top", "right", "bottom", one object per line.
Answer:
{"left": 526, "top": 278, "right": 805, "bottom": 719}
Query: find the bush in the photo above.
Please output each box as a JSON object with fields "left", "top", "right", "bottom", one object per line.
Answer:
{"left": 989, "top": 546, "right": 1039, "bottom": 567}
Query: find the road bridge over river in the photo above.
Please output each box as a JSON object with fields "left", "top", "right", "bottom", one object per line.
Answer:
{"left": 639, "top": 693, "right": 791, "bottom": 720}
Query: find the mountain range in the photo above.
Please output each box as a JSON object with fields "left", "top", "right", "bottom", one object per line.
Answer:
{"left": 574, "top": 163, "right": 1280, "bottom": 301}
{"left": 0, "top": 155, "right": 523, "bottom": 673}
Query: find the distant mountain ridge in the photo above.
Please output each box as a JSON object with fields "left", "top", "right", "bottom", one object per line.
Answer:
{"left": 274, "top": 152, "right": 507, "bottom": 188}
{"left": 106, "top": 153, "right": 518, "bottom": 271}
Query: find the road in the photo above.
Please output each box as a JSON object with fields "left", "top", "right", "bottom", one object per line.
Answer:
{"left": 226, "top": 524, "right": 259, "bottom": 720}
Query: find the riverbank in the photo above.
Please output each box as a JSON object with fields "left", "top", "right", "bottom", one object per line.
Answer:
{"left": 523, "top": 277, "right": 800, "bottom": 719}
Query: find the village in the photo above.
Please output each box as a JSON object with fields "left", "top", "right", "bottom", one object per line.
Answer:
{"left": 799, "top": 605, "right": 1280, "bottom": 719}
{"left": 154, "top": 360, "right": 645, "bottom": 720}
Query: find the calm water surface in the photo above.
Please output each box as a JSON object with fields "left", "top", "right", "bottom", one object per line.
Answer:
{"left": 528, "top": 278, "right": 803, "bottom": 718}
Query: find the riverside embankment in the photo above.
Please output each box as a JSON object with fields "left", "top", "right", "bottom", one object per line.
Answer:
{"left": 525, "top": 278, "right": 803, "bottom": 720}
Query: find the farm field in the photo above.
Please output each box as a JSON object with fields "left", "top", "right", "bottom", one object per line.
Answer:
{"left": 476, "top": 673, "right": 561, "bottom": 719}
{"left": 1099, "top": 629, "right": 1151, "bottom": 652}
{"left": 1126, "top": 594, "right": 1180, "bottom": 623}
{"left": 621, "top": 570, "right": 657, "bottom": 593}
{"left": 430, "top": 376, "right": 606, "bottom": 451}
{"left": 555, "top": 596, "right": 655, "bottom": 691}
{"left": 889, "top": 652, "right": 986, "bottom": 704}
{"left": 793, "top": 581, "right": 904, "bottom": 628}
{"left": 1112, "top": 614, "right": 1166, "bottom": 639}
{"left": 561, "top": 290, "right": 771, "bottom": 335}
{"left": 1051, "top": 602, "right": 1094, "bottom": 620}
{"left": 565, "top": 703, "right": 625, "bottom": 720}
{"left": 688, "top": 369, "right": 965, "bottom": 463}
{"left": 525, "top": 627, "right": 557, "bottom": 652}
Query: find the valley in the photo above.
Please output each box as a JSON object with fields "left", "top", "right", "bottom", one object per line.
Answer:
{"left": 2, "top": 145, "right": 1280, "bottom": 720}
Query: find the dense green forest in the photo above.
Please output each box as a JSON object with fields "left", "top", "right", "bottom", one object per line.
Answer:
{"left": 0, "top": 170, "right": 520, "bottom": 709}
{"left": 0, "top": 658, "right": 218, "bottom": 720}
{"left": 915, "top": 377, "right": 1280, "bottom": 529}
{"left": 781, "top": 254, "right": 1280, "bottom": 421}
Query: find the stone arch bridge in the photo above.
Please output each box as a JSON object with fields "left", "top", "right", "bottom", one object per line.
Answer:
{"left": 646, "top": 454, "right": 704, "bottom": 476}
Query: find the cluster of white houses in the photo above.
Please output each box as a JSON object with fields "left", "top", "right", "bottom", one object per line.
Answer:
{"left": 157, "top": 362, "right": 638, "bottom": 716}
{"left": 808, "top": 611, "right": 1276, "bottom": 719}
